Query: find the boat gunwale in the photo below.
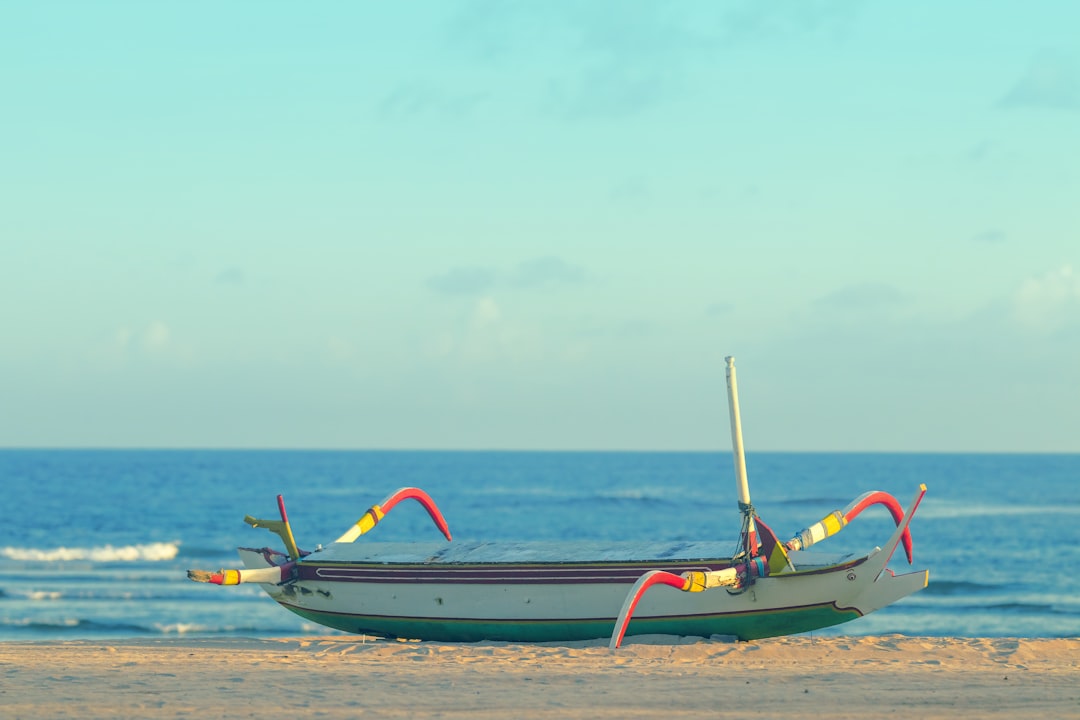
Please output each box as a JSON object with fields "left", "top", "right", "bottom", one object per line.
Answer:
{"left": 283, "top": 553, "right": 872, "bottom": 585}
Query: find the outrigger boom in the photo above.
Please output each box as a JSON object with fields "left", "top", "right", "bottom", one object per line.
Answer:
{"left": 189, "top": 357, "right": 928, "bottom": 647}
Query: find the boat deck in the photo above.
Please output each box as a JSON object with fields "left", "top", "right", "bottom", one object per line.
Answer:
{"left": 291, "top": 540, "right": 861, "bottom": 569}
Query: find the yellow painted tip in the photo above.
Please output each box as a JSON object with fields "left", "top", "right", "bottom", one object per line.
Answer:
{"left": 919, "top": 483, "right": 927, "bottom": 491}
{"left": 682, "top": 571, "right": 707, "bottom": 592}
{"left": 356, "top": 505, "right": 386, "bottom": 536}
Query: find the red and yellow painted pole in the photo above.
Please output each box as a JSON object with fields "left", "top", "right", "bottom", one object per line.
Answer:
{"left": 785, "top": 490, "right": 913, "bottom": 564}
{"left": 187, "top": 562, "right": 295, "bottom": 586}
{"left": 335, "top": 487, "right": 452, "bottom": 543}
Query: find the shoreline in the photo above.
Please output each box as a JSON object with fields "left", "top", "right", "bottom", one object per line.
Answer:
{"left": 2, "top": 635, "right": 1077, "bottom": 719}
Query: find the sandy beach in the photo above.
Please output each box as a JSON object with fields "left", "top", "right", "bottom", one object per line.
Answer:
{"left": 1, "top": 635, "right": 1076, "bottom": 719}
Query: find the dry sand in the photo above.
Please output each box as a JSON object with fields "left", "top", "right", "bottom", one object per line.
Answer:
{"left": 1, "top": 635, "right": 1077, "bottom": 719}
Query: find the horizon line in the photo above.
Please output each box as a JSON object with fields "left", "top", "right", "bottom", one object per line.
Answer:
{"left": 2, "top": 446, "right": 1077, "bottom": 456}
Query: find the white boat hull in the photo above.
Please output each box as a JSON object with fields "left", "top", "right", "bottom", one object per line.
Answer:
{"left": 238, "top": 535, "right": 927, "bottom": 642}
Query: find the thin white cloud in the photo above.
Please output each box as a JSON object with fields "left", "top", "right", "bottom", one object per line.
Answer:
{"left": 964, "top": 140, "right": 994, "bottom": 164}
{"left": 112, "top": 321, "right": 172, "bottom": 354}
{"left": 95, "top": 320, "right": 189, "bottom": 368}
{"left": 428, "top": 258, "right": 585, "bottom": 295}
{"left": 813, "top": 282, "right": 908, "bottom": 309}
{"left": 1010, "top": 265, "right": 1080, "bottom": 333}
{"left": 325, "top": 335, "right": 356, "bottom": 365}
{"left": 449, "top": 296, "right": 516, "bottom": 365}
{"left": 471, "top": 296, "right": 502, "bottom": 327}
{"left": 706, "top": 302, "right": 734, "bottom": 318}
{"left": 1000, "top": 51, "right": 1079, "bottom": 111}
{"left": 544, "top": 65, "right": 674, "bottom": 120}
{"left": 379, "top": 82, "right": 489, "bottom": 120}
{"left": 215, "top": 267, "right": 245, "bottom": 286}
{"left": 720, "top": 0, "right": 863, "bottom": 43}
{"left": 426, "top": 266, "right": 497, "bottom": 296}
{"left": 608, "top": 178, "right": 652, "bottom": 205}
{"left": 972, "top": 230, "right": 1007, "bottom": 245}
{"left": 141, "top": 320, "right": 171, "bottom": 352}
{"left": 510, "top": 256, "right": 585, "bottom": 289}
{"left": 441, "top": 2, "right": 860, "bottom": 119}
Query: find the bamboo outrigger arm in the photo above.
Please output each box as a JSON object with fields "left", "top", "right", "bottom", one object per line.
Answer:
{"left": 786, "top": 490, "right": 915, "bottom": 564}
{"left": 334, "top": 487, "right": 452, "bottom": 543}
{"left": 188, "top": 487, "right": 452, "bottom": 586}
{"left": 188, "top": 493, "right": 303, "bottom": 585}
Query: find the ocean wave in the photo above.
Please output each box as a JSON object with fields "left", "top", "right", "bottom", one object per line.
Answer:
{"left": 901, "top": 600, "right": 1078, "bottom": 616}
{"left": 771, "top": 497, "right": 852, "bottom": 508}
{"left": 0, "top": 585, "right": 221, "bottom": 603}
{"left": 591, "top": 489, "right": 679, "bottom": 504}
{"left": 462, "top": 484, "right": 718, "bottom": 504}
{"left": 149, "top": 621, "right": 333, "bottom": 636}
{"left": 153, "top": 622, "right": 213, "bottom": 635}
{"left": 0, "top": 589, "right": 65, "bottom": 601}
{"left": 922, "top": 580, "right": 1002, "bottom": 596}
{"left": 0, "top": 542, "right": 180, "bottom": 563}
{"left": 918, "top": 501, "right": 1080, "bottom": 520}
{"left": 0, "top": 617, "right": 150, "bottom": 634}
{"left": 980, "top": 602, "right": 1080, "bottom": 615}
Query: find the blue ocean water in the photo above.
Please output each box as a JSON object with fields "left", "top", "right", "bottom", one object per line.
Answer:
{"left": 1, "top": 450, "right": 1077, "bottom": 641}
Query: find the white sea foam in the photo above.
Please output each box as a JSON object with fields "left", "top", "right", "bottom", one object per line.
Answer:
{"left": 25, "top": 590, "right": 63, "bottom": 601}
{"left": 0, "top": 617, "right": 80, "bottom": 628}
{"left": 0, "top": 541, "right": 180, "bottom": 563}
{"left": 154, "top": 622, "right": 208, "bottom": 635}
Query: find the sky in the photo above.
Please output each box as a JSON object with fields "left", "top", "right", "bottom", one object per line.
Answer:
{"left": 2, "top": 2, "right": 1078, "bottom": 452}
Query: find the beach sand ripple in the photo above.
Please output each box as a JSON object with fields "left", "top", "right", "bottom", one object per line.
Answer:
{"left": 0, "top": 636, "right": 1077, "bottom": 719}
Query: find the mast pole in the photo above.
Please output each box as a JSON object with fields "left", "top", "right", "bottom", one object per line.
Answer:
{"left": 725, "top": 356, "right": 756, "bottom": 556}
{"left": 725, "top": 356, "right": 750, "bottom": 508}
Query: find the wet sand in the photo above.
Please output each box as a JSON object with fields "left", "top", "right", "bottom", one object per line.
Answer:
{"left": 1, "top": 635, "right": 1077, "bottom": 719}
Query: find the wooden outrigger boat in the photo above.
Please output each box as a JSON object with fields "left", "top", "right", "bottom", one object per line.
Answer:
{"left": 189, "top": 357, "right": 928, "bottom": 648}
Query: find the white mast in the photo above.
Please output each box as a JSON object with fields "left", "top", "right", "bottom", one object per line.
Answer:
{"left": 725, "top": 356, "right": 750, "bottom": 507}
{"left": 725, "top": 356, "right": 756, "bottom": 556}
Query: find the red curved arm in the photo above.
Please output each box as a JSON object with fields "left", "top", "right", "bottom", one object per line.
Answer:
{"left": 609, "top": 570, "right": 689, "bottom": 650}
{"left": 843, "top": 491, "right": 912, "bottom": 564}
{"left": 380, "top": 487, "right": 453, "bottom": 541}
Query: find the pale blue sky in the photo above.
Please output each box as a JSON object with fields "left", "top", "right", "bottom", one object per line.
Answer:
{"left": 2, "top": 2, "right": 1078, "bottom": 451}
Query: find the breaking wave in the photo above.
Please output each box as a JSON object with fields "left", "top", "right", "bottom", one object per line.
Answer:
{"left": 0, "top": 542, "right": 180, "bottom": 563}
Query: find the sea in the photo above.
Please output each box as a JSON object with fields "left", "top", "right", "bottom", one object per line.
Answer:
{"left": 1, "top": 450, "right": 1077, "bottom": 641}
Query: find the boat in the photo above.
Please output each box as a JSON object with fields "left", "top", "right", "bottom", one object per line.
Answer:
{"left": 188, "top": 357, "right": 928, "bottom": 648}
